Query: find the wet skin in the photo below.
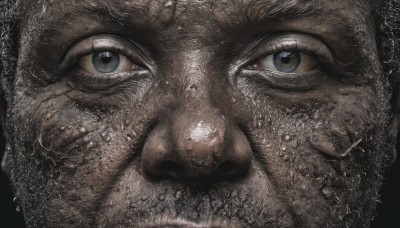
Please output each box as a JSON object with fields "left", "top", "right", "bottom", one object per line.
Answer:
{"left": 2, "top": 0, "right": 398, "bottom": 227}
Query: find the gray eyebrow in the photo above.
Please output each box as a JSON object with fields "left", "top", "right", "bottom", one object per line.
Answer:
{"left": 245, "top": 1, "right": 316, "bottom": 21}
{"left": 212, "top": 0, "right": 317, "bottom": 28}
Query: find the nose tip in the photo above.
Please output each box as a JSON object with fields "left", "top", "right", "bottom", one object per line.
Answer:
{"left": 141, "top": 111, "right": 252, "bottom": 179}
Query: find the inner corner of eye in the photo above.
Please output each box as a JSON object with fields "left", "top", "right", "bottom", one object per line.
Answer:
{"left": 245, "top": 60, "right": 260, "bottom": 70}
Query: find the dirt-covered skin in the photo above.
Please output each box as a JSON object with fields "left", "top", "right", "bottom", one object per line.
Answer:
{"left": 1, "top": 0, "right": 398, "bottom": 227}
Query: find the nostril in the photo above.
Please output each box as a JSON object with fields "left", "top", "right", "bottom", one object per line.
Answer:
{"left": 217, "top": 161, "right": 237, "bottom": 176}
{"left": 159, "top": 160, "right": 184, "bottom": 176}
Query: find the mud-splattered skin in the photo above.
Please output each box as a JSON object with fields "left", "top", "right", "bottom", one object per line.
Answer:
{"left": 2, "top": 0, "right": 397, "bottom": 227}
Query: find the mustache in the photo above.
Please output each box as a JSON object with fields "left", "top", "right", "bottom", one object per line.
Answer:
{"left": 95, "top": 166, "right": 294, "bottom": 227}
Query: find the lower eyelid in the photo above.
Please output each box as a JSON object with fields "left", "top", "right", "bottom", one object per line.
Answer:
{"left": 240, "top": 68, "right": 321, "bottom": 91}
{"left": 70, "top": 70, "right": 150, "bottom": 91}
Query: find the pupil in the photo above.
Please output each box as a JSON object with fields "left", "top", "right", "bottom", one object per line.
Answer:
{"left": 92, "top": 51, "right": 120, "bottom": 73}
{"left": 99, "top": 52, "right": 113, "bottom": 64}
{"left": 273, "top": 51, "right": 300, "bottom": 73}
{"left": 279, "top": 52, "right": 294, "bottom": 64}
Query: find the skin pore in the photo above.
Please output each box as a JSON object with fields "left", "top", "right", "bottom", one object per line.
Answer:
{"left": 1, "top": 0, "right": 399, "bottom": 227}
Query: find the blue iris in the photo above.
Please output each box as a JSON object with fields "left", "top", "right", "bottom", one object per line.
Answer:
{"left": 92, "top": 51, "right": 120, "bottom": 73}
{"left": 273, "top": 51, "right": 301, "bottom": 73}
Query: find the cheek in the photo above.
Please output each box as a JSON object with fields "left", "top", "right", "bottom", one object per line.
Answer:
{"left": 11, "top": 80, "right": 155, "bottom": 220}
{"left": 241, "top": 84, "right": 386, "bottom": 223}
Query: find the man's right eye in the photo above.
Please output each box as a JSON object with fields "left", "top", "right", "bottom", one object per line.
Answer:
{"left": 60, "top": 35, "right": 150, "bottom": 91}
{"left": 78, "top": 51, "right": 140, "bottom": 74}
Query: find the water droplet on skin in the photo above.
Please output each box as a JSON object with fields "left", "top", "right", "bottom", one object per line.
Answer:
{"left": 78, "top": 127, "right": 86, "bottom": 133}
{"left": 60, "top": 126, "right": 66, "bottom": 131}
{"left": 158, "top": 194, "right": 166, "bottom": 201}
{"left": 292, "top": 139, "right": 299, "bottom": 148}
{"left": 101, "top": 131, "right": 111, "bottom": 142}
{"left": 86, "top": 141, "right": 96, "bottom": 149}
{"left": 281, "top": 145, "right": 287, "bottom": 151}
{"left": 300, "top": 184, "right": 307, "bottom": 190}
{"left": 45, "top": 113, "right": 52, "bottom": 120}
{"left": 283, "top": 155, "right": 290, "bottom": 161}
{"left": 321, "top": 187, "right": 333, "bottom": 198}
{"left": 141, "top": 195, "right": 149, "bottom": 201}
{"left": 282, "top": 134, "right": 291, "bottom": 142}
{"left": 127, "top": 136, "right": 132, "bottom": 141}
{"left": 111, "top": 123, "right": 119, "bottom": 131}
{"left": 16, "top": 206, "right": 20, "bottom": 212}
{"left": 256, "top": 120, "right": 263, "bottom": 128}
{"left": 165, "top": 0, "right": 174, "bottom": 7}
{"left": 124, "top": 119, "right": 131, "bottom": 126}
{"left": 129, "top": 200, "right": 139, "bottom": 208}
{"left": 231, "top": 190, "right": 238, "bottom": 198}
{"left": 174, "top": 191, "right": 182, "bottom": 199}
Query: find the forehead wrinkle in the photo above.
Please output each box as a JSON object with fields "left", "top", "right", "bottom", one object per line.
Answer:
{"left": 19, "top": 0, "right": 176, "bottom": 33}
{"left": 17, "top": 0, "right": 181, "bottom": 51}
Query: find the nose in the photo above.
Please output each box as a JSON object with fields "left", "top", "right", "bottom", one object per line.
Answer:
{"left": 142, "top": 107, "right": 252, "bottom": 179}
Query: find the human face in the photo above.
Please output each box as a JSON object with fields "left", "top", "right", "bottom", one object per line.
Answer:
{"left": 8, "top": 0, "right": 390, "bottom": 227}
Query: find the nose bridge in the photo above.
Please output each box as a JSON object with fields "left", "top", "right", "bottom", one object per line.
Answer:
{"left": 172, "top": 49, "right": 213, "bottom": 103}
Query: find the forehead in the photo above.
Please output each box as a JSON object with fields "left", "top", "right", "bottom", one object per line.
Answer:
{"left": 21, "top": 0, "right": 371, "bottom": 27}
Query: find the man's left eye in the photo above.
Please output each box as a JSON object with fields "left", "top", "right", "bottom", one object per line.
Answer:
{"left": 250, "top": 51, "right": 318, "bottom": 73}
{"left": 237, "top": 34, "right": 336, "bottom": 91}
{"left": 78, "top": 51, "right": 138, "bottom": 74}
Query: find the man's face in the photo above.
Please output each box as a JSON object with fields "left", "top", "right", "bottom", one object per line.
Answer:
{"left": 7, "top": 0, "right": 391, "bottom": 227}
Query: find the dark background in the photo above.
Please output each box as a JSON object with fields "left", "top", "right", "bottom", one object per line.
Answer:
{"left": 0, "top": 136, "right": 399, "bottom": 227}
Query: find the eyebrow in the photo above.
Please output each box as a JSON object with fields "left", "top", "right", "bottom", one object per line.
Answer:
{"left": 211, "top": 0, "right": 317, "bottom": 28}
{"left": 244, "top": 1, "right": 316, "bottom": 22}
